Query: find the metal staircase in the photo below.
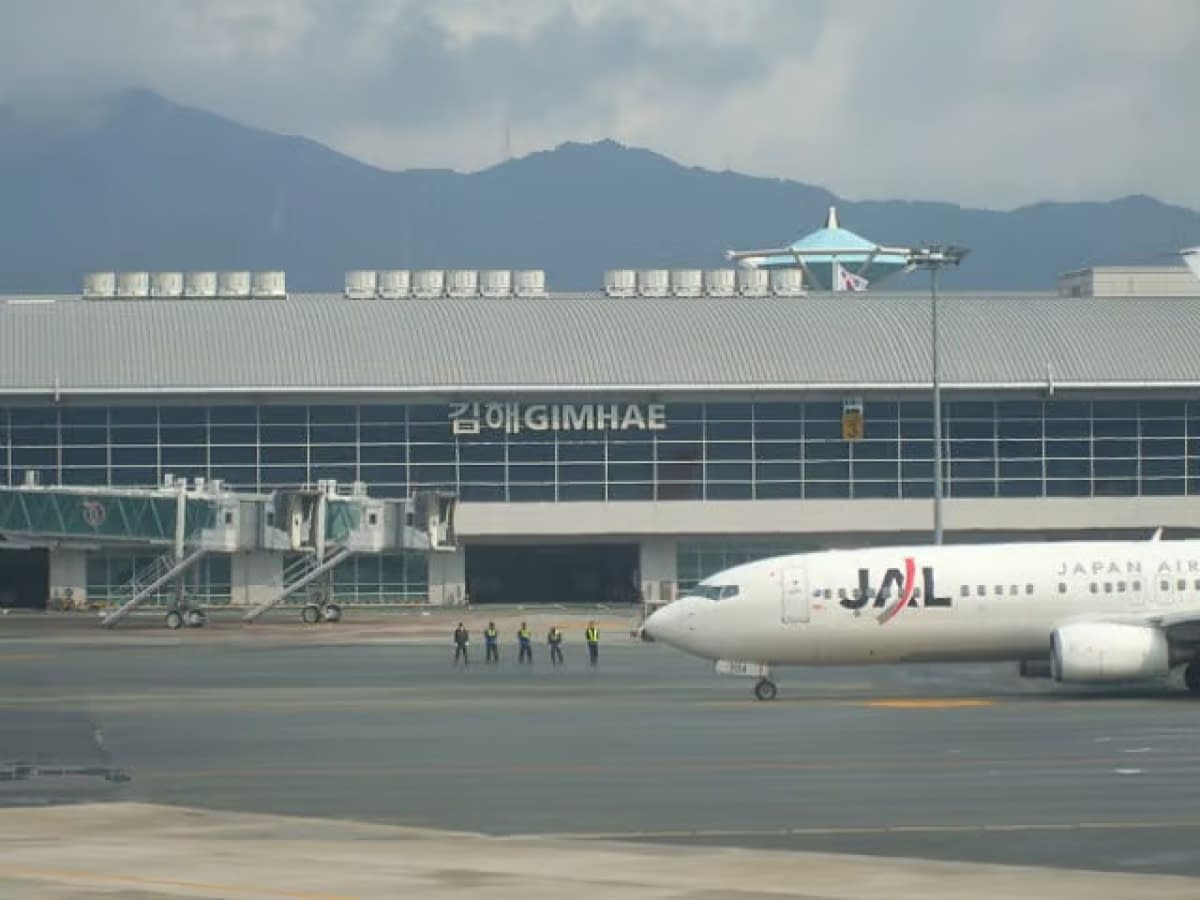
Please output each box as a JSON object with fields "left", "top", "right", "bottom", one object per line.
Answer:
{"left": 243, "top": 546, "right": 354, "bottom": 623}
{"left": 100, "top": 546, "right": 210, "bottom": 628}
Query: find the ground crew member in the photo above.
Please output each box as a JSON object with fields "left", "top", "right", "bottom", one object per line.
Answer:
{"left": 484, "top": 621, "right": 499, "bottom": 663}
{"left": 585, "top": 620, "right": 599, "bottom": 665}
{"left": 453, "top": 622, "right": 470, "bottom": 665}
{"left": 547, "top": 625, "right": 564, "bottom": 665}
{"left": 517, "top": 621, "right": 533, "bottom": 664}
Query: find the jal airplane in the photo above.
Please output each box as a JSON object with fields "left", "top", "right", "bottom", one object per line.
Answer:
{"left": 641, "top": 536, "right": 1200, "bottom": 700}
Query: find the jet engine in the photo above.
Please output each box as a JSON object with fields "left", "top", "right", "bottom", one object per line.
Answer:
{"left": 1050, "top": 622, "right": 1169, "bottom": 683}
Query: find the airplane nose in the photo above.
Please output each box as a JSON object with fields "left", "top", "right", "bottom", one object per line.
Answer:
{"left": 642, "top": 598, "right": 693, "bottom": 645}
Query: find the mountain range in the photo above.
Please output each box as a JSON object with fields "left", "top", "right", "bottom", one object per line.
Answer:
{"left": 1, "top": 89, "right": 1197, "bottom": 293}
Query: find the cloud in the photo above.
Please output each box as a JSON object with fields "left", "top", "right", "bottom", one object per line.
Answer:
{"left": 0, "top": 0, "right": 1196, "bottom": 209}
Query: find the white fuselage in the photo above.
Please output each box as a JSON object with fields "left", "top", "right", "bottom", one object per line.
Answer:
{"left": 642, "top": 540, "right": 1200, "bottom": 666}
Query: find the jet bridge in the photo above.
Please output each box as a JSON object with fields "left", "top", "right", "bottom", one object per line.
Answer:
{"left": 243, "top": 481, "right": 456, "bottom": 625}
{"left": 0, "top": 477, "right": 247, "bottom": 628}
{"left": 0, "top": 476, "right": 456, "bottom": 629}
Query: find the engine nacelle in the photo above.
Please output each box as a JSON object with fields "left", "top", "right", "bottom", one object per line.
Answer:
{"left": 1050, "top": 622, "right": 1169, "bottom": 683}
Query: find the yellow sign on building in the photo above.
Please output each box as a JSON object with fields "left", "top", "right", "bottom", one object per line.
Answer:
{"left": 842, "top": 401, "right": 864, "bottom": 441}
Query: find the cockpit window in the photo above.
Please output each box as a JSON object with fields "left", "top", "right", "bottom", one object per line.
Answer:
{"left": 690, "top": 584, "right": 739, "bottom": 601}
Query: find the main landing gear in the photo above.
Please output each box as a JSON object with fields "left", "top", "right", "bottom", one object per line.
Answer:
{"left": 1185, "top": 662, "right": 1200, "bottom": 695}
{"left": 754, "top": 679, "right": 778, "bottom": 702}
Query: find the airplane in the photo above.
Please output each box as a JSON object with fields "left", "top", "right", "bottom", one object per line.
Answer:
{"left": 641, "top": 536, "right": 1200, "bottom": 700}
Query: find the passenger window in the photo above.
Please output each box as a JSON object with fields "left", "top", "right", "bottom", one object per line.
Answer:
{"left": 1161, "top": 580, "right": 1170, "bottom": 591}
{"left": 837, "top": 588, "right": 847, "bottom": 600}
{"left": 1009, "top": 585, "right": 1018, "bottom": 596}
{"left": 1195, "top": 579, "right": 1200, "bottom": 591}
{"left": 1057, "top": 582, "right": 1067, "bottom": 594}
{"left": 823, "top": 589, "right": 831, "bottom": 600}
{"left": 1117, "top": 581, "right": 1126, "bottom": 592}
{"left": 1179, "top": 579, "right": 1187, "bottom": 591}
{"left": 1103, "top": 582, "right": 1112, "bottom": 594}
{"left": 977, "top": 585, "right": 986, "bottom": 596}
{"left": 960, "top": 585, "right": 970, "bottom": 597}
{"left": 1089, "top": 582, "right": 1097, "bottom": 594}
{"left": 994, "top": 585, "right": 1003, "bottom": 596}
{"left": 1133, "top": 580, "right": 1141, "bottom": 591}
{"left": 1025, "top": 584, "right": 1034, "bottom": 595}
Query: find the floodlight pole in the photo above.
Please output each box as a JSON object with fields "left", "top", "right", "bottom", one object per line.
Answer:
{"left": 907, "top": 246, "right": 968, "bottom": 546}
{"left": 930, "top": 263, "right": 944, "bottom": 545}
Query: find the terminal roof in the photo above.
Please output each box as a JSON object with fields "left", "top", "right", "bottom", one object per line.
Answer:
{"left": 1, "top": 292, "right": 1198, "bottom": 396}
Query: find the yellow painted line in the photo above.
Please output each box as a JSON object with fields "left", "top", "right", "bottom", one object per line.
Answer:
{"left": 534, "top": 818, "right": 1200, "bottom": 841}
{"left": 863, "top": 698, "right": 995, "bottom": 709}
{"left": 0, "top": 864, "right": 355, "bottom": 899}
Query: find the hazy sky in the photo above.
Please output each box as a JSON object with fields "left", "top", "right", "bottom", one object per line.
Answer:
{"left": 2, "top": 0, "right": 1197, "bottom": 210}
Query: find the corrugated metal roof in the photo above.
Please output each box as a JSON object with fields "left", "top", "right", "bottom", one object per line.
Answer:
{"left": 0, "top": 292, "right": 1198, "bottom": 396}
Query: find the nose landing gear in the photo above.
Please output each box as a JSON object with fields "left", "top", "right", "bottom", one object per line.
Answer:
{"left": 753, "top": 678, "right": 777, "bottom": 701}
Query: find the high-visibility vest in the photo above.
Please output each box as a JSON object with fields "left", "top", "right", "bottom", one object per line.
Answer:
{"left": 485, "top": 628, "right": 497, "bottom": 641}
{"left": 549, "top": 629, "right": 561, "bottom": 643}
{"left": 518, "top": 628, "right": 531, "bottom": 640}
{"left": 586, "top": 627, "right": 599, "bottom": 644}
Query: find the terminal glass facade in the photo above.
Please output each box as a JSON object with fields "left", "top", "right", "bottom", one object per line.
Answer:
{"left": 676, "top": 540, "right": 816, "bottom": 592}
{"left": 3, "top": 398, "right": 1200, "bottom": 502}
{"left": 86, "top": 553, "right": 232, "bottom": 606}
{"left": 328, "top": 552, "right": 429, "bottom": 603}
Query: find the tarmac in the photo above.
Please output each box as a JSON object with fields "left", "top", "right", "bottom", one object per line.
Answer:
{"left": 3, "top": 609, "right": 1200, "bottom": 897}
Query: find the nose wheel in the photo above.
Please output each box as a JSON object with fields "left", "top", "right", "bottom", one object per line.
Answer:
{"left": 753, "top": 679, "right": 777, "bottom": 701}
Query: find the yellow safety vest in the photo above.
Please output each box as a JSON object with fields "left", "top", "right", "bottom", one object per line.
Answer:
{"left": 518, "top": 628, "right": 531, "bottom": 640}
{"left": 586, "top": 627, "right": 598, "bottom": 643}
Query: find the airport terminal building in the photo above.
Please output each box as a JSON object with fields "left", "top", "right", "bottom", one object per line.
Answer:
{"left": 3, "top": 280, "right": 1200, "bottom": 611}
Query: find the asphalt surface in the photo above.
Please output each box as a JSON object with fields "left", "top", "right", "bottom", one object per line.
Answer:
{"left": 4, "top": 619, "right": 1200, "bottom": 877}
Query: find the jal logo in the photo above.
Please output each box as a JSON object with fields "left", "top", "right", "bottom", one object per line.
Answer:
{"left": 841, "top": 557, "right": 951, "bottom": 624}
{"left": 81, "top": 500, "right": 107, "bottom": 529}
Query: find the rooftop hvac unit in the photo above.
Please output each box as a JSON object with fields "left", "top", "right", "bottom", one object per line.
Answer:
{"left": 479, "top": 269, "right": 512, "bottom": 297}
{"left": 115, "top": 271, "right": 150, "bottom": 297}
{"left": 150, "top": 271, "right": 184, "bottom": 298}
{"left": 251, "top": 270, "right": 286, "bottom": 297}
{"left": 217, "top": 271, "right": 252, "bottom": 297}
{"left": 344, "top": 270, "right": 378, "bottom": 299}
{"left": 446, "top": 269, "right": 479, "bottom": 298}
{"left": 637, "top": 269, "right": 670, "bottom": 297}
{"left": 736, "top": 268, "right": 770, "bottom": 297}
{"left": 82, "top": 272, "right": 116, "bottom": 298}
{"left": 604, "top": 269, "right": 637, "bottom": 297}
{"left": 703, "top": 269, "right": 737, "bottom": 297}
{"left": 183, "top": 271, "right": 218, "bottom": 297}
{"left": 411, "top": 269, "right": 445, "bottom": 298}
{"left": 770, "top": 268, "right": 805, "bottom": 297}
{"left": 513, "top": 269, "right": 546, "bottom": 297}
{"left": 670, "top": 269, "right": 703, "bottom": 298}
{"left": 377, "top": 269, "right": 410, "bottom": 299}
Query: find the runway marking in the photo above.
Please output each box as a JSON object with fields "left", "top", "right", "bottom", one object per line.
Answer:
{"left": 864, "top": 698, "right": 994, "bottom": 709}
{"left": 0, "top": 864, "right": 354, "bottom": 899}
{"left": 128, "top": 750, "right": 1200, "bottom": 781}
{"left": 523, "top": 818, "right": 1200, "bottom": 842}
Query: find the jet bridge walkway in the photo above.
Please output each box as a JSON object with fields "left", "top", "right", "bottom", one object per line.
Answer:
{"left": 0, "top": 478, "right": 456, "bottom": 629}
{"left": 242, "top": 484, "right": 457, "bottom": 625}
